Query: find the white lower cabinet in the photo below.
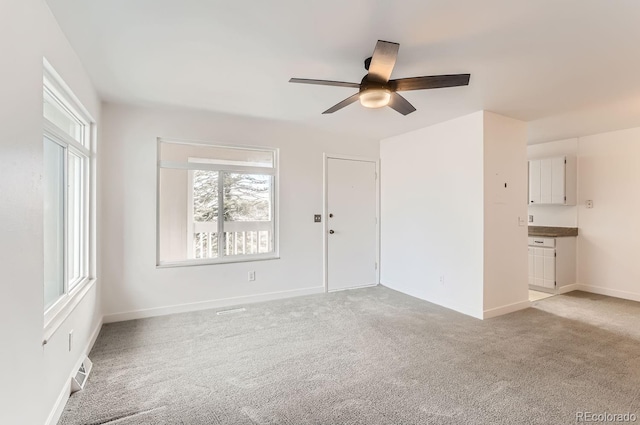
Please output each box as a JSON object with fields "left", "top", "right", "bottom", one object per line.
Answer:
{"left": 529, "top": 246, "right": 555, "bottom": 288}
{"left": 528, "top": 236, "right": 576, "bottom": 292}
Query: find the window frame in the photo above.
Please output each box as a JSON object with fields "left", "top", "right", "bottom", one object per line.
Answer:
{"left": 156, "top": 138, "right": 279, "bottom": 267}
{"left": 43, "top": 64, "right": 95, "bottom": 329}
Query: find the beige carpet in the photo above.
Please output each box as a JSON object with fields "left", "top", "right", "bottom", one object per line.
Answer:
{"left": 59, "top": 287, "right": 640, "bottom": 424}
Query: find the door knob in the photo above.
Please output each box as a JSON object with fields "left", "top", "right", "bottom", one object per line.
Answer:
{"left": 329, "top": 230, "right": 335, "bottom": 234}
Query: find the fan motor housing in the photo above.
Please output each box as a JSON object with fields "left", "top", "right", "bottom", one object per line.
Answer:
{"left": 359, "top": 75, "right": 390, "bottom": 93}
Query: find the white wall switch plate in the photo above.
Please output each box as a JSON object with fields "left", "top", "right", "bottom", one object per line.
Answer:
{"left": 248, "top": 271, "right": 255, "bottom": 281}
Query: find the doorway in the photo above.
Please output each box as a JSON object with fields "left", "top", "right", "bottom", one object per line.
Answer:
{"left": 324, "top": 155, "right": 379, "bottom": 291}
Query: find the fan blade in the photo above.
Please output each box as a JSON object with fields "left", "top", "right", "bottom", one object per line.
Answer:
{"left": 390, "top": 74, "right": 470, "bottom": 91}
{"left": 322, "top": 93, "right": 361, "bottom": 114}
{"left": 367, "top": 40, "right": 400, "bottom": 83}
{"left": 387, "top": 93, "right": 416, "bottom": 115}
{"left": 289, "top": 78, "right": 360, "bottom": 88}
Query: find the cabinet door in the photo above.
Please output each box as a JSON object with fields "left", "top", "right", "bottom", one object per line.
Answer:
{"left": 529, "top": 160, "right": 541, "bottom": 204}
{"left": 528, "top": 247, "right": 535, "bottom": 285}
{"left": 543, "top": 249, "right": 556, "bottom": 288}
{"left": 551, "top": 156, "right": 566, "bottom": 204}
{"left": 540, "top": 158, "right": 552, "bottom": 204}
{"left": 533, "top": 248, "right": 545, "bottom": 287}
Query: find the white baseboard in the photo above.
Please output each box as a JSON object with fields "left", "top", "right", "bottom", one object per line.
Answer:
{"left": 556, "top": 283, "right": 580, "bottom": 294}
{"left": 45, "top": 317, "right": 103, "bottom": 425}
{"left": 45, "top": 380, "right": 71, "bottom": 425}
{"left": 575, "top": 284, "right": 640, "bottom": 302}
{"left": 483, "top": 300, "right": 531, "bottom": 319}
{"left": 327, "top": 283, "right": 378, "bottom": 293}
{"left": 103, "top": 286, "right": 325, "bottom": 323}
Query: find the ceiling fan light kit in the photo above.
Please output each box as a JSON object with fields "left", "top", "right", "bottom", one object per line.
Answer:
{"left": 289, "top": 40, "right": 471, "bottom": 116}
{"left": 359, "top": 88, "right": 391, "bottom": 108}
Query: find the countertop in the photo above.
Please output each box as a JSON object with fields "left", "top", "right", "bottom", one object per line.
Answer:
{"left": 528, "top": 226, "right": 578, "bottom": 237}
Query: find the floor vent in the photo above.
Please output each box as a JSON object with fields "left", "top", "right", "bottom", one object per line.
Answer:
{"left": 71, "top": 357, "right": 93, "bottom": 393}
{"left": 216, "top": 307, "right": 246, "bottom": 316}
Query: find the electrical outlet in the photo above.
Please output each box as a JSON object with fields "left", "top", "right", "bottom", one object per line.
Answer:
{"left": 586, "top": 200, "right": 594, "bottom": 209}
{"left": 68, "top": 330, "right": 73, "bottom": 352}
{"left": 439, "top": 275, "right": 445, "bottom": 285}
{"left": 248, "top": 271, "right": 255, "bottom": 281}
{"left": 314, "top": 214, "right": 321, "bottom": 223}
{"left": 528, "top": 215, "right": 534, "bottom": 223}
{"left": 518, "top": 217, "right": 526, "bottom": 226}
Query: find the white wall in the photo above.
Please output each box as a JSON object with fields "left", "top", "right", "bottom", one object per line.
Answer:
{"left": 380, "top": 111, "right": 528, "bottom": 319}
{"left": 527, "top": 138, "right": 578, "bottom": 227}
{"left": 577, "top": 127, "right": 640, "bottom": 301}
{"left": 482, "top": 112, "right": 529, "bottom": 316}
{"left": 100, "top": 103, "right": 379, "bottom": 320}
{"left": 0, "top": 1, "right": 102, "bottom": 424}
{"left": 380, "top": 111, "right": 485, "bottom": 318}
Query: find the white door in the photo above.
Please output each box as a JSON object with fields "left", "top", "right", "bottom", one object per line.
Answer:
{"left": 527, "top": 247, "right": 535, "bottom": 285}
{"left": 534, "top": 248, "right": 545, "bottom": 287}
{"left": 551, "top": 156, "right": 566, "bottom": 204}
{"left": 528, "top": 160, "right": 541, "bottom": 204}
{"left": 326, "top": 157, "right": 377, "bottom": 291}
{"left": 540, "top": 158, "right": 553, "bottom": 204}
{"left": 543, "top": 249, "right": 556, "bottom": 288}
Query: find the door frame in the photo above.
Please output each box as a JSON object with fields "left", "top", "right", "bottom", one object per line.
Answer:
{"left": 323, "top": 153, "right": 380, "bottom": 293}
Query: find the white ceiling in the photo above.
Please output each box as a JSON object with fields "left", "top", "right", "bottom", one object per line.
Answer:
{"left": 46, "top": 0, "right": 640, "bottom": 143}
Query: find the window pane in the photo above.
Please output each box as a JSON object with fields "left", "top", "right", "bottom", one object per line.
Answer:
{"left": 160, "top": 142, "right": 274, "bottom": 167}
{"left": 68, "top": 152, "right": 85, "bottom": 288}
{"left": 158, "top": 168, "right": 220, "bottom": 262}
{"left": 224, "top": 174, "right": 271, "bottom": 221}
{"left": 192, "top": 170, "right": 219, "bottom": 259}
{"left": 193, "top": 170, "right": 219, "bottom": 222}
{"left": 44, "top": 138, "right": 64, "bottom": 310}
{"left": 223, "top": 173, "right": 273, "bottom": 256}
{"left": 43, "top": 89, "right": 85, "bottom": 145}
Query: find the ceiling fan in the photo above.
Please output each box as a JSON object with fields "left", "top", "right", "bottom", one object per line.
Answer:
{"left": 289, "top": 40, "right": 470, "bottom": 116}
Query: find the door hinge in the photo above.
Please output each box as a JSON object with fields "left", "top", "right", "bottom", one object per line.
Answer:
{"left": 564, "top": 159, "right": 567, "bottom": 164}
{"left": 564, "top": 196, "right": 566, "bottom": 201}
{"left": 554, "top": 252, "right": 557, "bottom": 257}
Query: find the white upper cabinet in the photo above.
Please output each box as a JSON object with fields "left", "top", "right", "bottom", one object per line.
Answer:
{"left": 529, "top": 160, "right": 541, "bottom": 204}
{"left": 528, "top": 155, "right": 576, "bottom": 205}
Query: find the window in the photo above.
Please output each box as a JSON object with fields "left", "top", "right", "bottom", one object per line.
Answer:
{"left": 157, "top": 140, "right": 278, "bottom": 266}
{"left": 43, "top": 65, "right": 93, "bottom": 322}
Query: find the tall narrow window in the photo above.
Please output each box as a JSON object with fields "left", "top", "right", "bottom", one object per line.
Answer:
{"left": 43, "top": 65, "right": 94, "bottom": 322}
{"left": 43, "top": 138, "right": 65, "bottom": 310}
{"left": 157, "top": 140, "right": 278, "bottom": 266}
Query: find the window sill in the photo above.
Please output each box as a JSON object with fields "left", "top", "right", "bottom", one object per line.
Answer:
{"left": 156, "top": 255, "right": 280, "bottom": 268}
{"left": 43, "top": 278, "right": 97, "bottom": 345}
